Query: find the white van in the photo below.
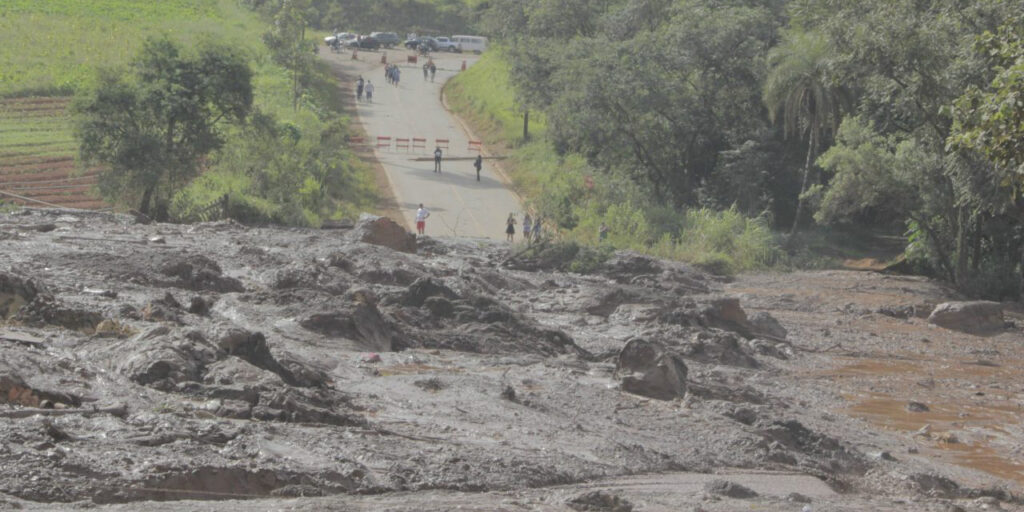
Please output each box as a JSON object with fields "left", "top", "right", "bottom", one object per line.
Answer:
{"left": 451, "top": 35, "right": 487, "bottom": 53}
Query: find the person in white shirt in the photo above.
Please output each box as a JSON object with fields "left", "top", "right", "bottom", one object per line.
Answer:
{"left": 415, "top": 204, "right": 430, "bottom": 235}
{"left": 365, "top": 80, "right": 374, "bottom": 102}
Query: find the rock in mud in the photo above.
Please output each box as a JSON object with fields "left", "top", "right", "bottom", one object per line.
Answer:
{"left": 159, "top": 254, "right": 244, "bottom": 292}
{"left": 679, "top": 331, "right": 760, "bottom": 368}
{"left": 748, "top": 311, "right": 787, "bottom": 339}
{"left": 700, "top": 297, "right": 754, "bottom": 336}
{"left": 927, "top": 301, "right": 1004, "bottom": 333}
{"left": 568, "top": 490, "right": 634, "bottom": 511}
{"left": 118, "top": 327, "right": 219, "bottom": 389}
{"left": 614, "top": 338, "right": 688, "bottom": 400}
{"left": 704, "top": 479, "right": 758, "bottom": 499}
{"left": 300, "top": 290, "right": 402, "bottom": 352}
{"left": 347, "top": 213, "right": 416, "bottom": 253}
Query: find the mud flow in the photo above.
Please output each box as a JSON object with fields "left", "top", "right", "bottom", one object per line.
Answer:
{"left": 0, "top": 210, "right": 1021, "bottom": 511}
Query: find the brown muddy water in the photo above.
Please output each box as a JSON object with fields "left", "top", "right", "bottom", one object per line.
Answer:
{"left": 835, "top": 357, "right": 1024, "bottom": 485}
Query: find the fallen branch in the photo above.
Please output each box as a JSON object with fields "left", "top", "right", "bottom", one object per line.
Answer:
{"left": 0, "top": 404, "right": 128, "bottom": 419}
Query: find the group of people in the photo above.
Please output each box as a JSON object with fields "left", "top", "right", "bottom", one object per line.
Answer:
{"left": 354, "top": 75, "right": 374, "bottom": 102}
{"left": 432, "top": 148, "right": 483, "bottom": 181}
{"left": 384, "top": 64, "right": 401, "bottom": 86}
{"left": 422, "top": 61, "right": 437, "bottom": 82}
{"left": 506, "top": 212, "right": 542, "bottom": 243}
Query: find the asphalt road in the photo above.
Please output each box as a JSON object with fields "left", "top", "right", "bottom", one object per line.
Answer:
{"left": 323, "top": 49, "right": 523, "bottom": 240}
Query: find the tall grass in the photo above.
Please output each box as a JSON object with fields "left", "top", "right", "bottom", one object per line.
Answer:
{"left": 445, "top": 50, "right": 546, "bottom": 145}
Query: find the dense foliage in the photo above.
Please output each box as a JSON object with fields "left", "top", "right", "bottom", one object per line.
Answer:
{"left": 73, "top": 37, "right": 253, "bottom": 217}
{"left": 473, "top": 0, "right": 1024, "bottom": 296}
{"left": 241, "top": 0, "right": 482, "bottom": 35}
{"left": 64, "top": 0, "right": 377, "bottom": 226}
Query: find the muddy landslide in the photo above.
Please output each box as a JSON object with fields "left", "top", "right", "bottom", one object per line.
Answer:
{"left": 0, "top": 209, "right": 1022, "bottom": 512}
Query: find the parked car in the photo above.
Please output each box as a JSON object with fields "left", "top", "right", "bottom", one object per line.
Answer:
{"left": 434, "top": 36, "right": 460, "bottom": 52}
{"left": 346, "top": 36, "right": 380, "bottom": 50}
{"left": 451, "top": 35, "right": 488, "bottom": 53}
{"left": 404, "top": 36, "right": 438, "bottom": 51}
{"left": 370, "top": 32, "right": 401, "bottom": 48}
{"left": 325, "top": 32, "right": 356, "bottom": 50}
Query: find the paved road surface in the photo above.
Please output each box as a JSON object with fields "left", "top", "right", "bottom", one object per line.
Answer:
{"left": 323, "top": 49, "right": 522, "bottom": 240}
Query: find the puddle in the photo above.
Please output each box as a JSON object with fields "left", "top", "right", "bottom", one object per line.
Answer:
{"left": 832, "top": 357, "right": 1024, "bottom": 486}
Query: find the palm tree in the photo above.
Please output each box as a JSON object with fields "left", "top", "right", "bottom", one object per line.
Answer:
{"left": 763, "top": 31, "right": 847, "bottom": 235}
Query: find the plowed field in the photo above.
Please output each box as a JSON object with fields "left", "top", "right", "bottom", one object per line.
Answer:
{"left": 0, "top": 97, "right": 107, "bottom": 210}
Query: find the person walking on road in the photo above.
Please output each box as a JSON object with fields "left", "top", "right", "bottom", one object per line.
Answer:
{"left": 505, "top": 213, "right": 516, "bottom": 242}
{"left": 433, "top": 146, "right": 443, "bottom": 173}
{"left": 356, "top": 76, "right": 364, "bottom": 102}
{"left": 522, "top": 213, "right": 532, "bottom": 244}
{"left": 423, "top": 63, "right": 429, "bottom": 81}
{"left": 473, "top": 154, "right": 482, "bottom": 181}
{"left": 394, "top": 67, "right": 400, "bottom": 87}
{"left": 429, "top": 62, "right": 436, "bottom": 82}
{"left": 415, "top": 204, "right": 430, "bottom": 236}
{"left": 365, "top": 80, "right": 374, "bottom": 102}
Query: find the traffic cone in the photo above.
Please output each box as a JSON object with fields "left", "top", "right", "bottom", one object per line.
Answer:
{"left": 461, "top": 60, "right": 466, "bottom": 71}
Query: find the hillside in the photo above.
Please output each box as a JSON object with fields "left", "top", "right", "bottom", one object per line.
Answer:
{"left": 0, "top": 0, "right": 267, "bottom": 210}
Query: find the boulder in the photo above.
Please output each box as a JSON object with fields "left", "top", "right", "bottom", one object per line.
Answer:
{"left": 119, "top": 327, "right": 219, "bottom": 389}
{"left": 348, "top": 214, "right": 416, "bottom": 254}
{"left": 300, "top": 291, "right": 400, "bottom": 352}
{"left": 704, "top": 479, "right": 758, "bottom": 499}
{"left": 928, "top": 301, "right": 1004, "bottom": 333}
{"left": 702, "top": 296, "right": 754, "bottom": 335}
{"left": 749, "top": 311, "right": 787, "bottom": 339}
{"left": 614, "top": 338, "right": 688, "bottom": 400}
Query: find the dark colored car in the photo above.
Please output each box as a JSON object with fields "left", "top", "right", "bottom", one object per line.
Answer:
{"left": 346, "top": 36, "right": 380, "bottom": 50}
{"left": 404, "top": 37, "right": 438, "bottom": 51}
{"left": 370, "top": 32, "right": 401, "bottom": 48}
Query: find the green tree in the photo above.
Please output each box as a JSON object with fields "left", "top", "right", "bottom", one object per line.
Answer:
{"left": 72, "top": 37, "right": 253, "bottom": 218}
{"left": 262, "top": 0, "right": 317, "bottom": 110}
{"left": 763, "top": 30, "right": 847, "bottom": 235}
{"left": 949, "top": 16, "right": 1024, "bottom": 184}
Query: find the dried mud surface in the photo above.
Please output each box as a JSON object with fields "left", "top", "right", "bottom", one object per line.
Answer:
{"left": 0, "top": 209, "right": 1022, "bottom": 511}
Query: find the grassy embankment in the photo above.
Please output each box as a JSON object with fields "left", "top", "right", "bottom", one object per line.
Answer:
{"left": 445, "top": 51, "right": 784, "bottom": 274}
{"left": 0, "top": 0, "right": 377, "bottom": 223}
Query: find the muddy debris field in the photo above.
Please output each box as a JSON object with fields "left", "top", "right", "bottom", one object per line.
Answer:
{"left": 1, "top": 209, "right": 1023, "bottom": 511}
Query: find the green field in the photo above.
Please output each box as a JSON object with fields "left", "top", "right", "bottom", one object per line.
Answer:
{"left": 0, "top": 0, "right": 265, "bottom": 98}
{"left": 0, "top": 0, "right": 377, "bottom": 220}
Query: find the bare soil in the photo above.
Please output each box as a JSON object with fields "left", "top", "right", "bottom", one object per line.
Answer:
{"left": 0, "top": 209, "right": 1022, "bottom": 511}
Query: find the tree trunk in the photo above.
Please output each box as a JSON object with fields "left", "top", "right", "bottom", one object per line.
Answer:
{"left": 139, "top": 185, "right": 155, "bottom": 216}
{"left": 523, "top": 110, "right": 530, "bottom": 141}
{"left": 789, "top": 130, "right": 817, "bottom": 236}
{"left": 954, "top": 206, "right": 968, "bottom": 285}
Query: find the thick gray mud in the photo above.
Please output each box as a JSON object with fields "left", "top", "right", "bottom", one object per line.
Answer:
{"left": 0, "top": 209, "right": 1020, "bottom": 511}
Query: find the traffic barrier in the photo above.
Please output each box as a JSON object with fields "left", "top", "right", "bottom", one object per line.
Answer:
{"left": 376, "top": 136, "right": 391, "bottom": 150}
{"left": 408, "top": 54, "right": 417, "bottom": 64}
{"left": 395, "top": 137, "right": 410, "bottom": 151}
{"left": 468, "top": 140, "right": 482, "bottom": 152}
{"left": 348, "top": 136, "right": 366, "bottom": 146}
{"left": 412, "top": 137, "right": 426, "bottom": 151}
{"left": 435, "top": 138, "right": 449, "bottom": 150}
